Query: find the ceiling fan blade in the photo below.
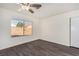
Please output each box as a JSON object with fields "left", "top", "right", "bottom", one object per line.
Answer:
{"left": 30, "top": 4, "right": 42, "bottom": 9}
{"left": 20, "top": 3, "right": 29, "bottom": 6}
{"left": 28, "top": 9, "right": 34, "bottom": 13}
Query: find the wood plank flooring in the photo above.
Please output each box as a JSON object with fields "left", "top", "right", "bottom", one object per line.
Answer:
{"left": 0, "top": 39, "right": 79, "bottom": 56}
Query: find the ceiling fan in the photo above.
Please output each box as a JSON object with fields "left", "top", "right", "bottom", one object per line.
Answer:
{"left": 19, "top": 3, "right": 42, "bottom": 13}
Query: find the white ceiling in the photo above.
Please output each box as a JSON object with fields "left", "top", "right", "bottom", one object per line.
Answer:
{"left": 0, "top": 3, "right": 79, "bottom": 19}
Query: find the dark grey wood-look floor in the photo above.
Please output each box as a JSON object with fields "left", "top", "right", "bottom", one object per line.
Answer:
{"left": 0, "top": 39, "right": 79, "bottom": 56}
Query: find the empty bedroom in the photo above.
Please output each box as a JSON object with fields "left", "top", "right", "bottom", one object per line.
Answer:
{"left": 0, "top": 3, "right": 79, "bottom": 56}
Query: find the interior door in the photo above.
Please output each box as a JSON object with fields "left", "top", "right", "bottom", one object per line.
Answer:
{"left": 71, "top": 17, "right": 79, "bottom": 48}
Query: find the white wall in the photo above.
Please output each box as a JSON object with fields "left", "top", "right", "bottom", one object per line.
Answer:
{"left": 0, "top": 8, "right": 40, "bottom": 50}
{"left": 41, "top": 10, "right": 79, "bottom": 46}
{"left": 1, "top": 6, "right": 79, "bottom": 50}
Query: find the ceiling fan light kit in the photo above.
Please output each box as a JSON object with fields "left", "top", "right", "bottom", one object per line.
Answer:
{"left": 18, "top": 3, "right": 42, "bottom": 13}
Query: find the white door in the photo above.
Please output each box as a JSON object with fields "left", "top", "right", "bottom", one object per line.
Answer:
{"left": 71, "top": 17, "right": 79, "bottom": 48}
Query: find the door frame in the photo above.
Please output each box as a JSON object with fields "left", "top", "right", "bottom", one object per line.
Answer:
{"left": 69, "top": 18, "right": 71, "bottom": 47}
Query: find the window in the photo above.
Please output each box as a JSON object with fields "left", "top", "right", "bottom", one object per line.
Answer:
{"left": 11, "top": 18, "right": 32, "bottom": 37}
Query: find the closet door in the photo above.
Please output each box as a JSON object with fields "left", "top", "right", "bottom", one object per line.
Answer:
{"left": 71, "top": 17, "right": 79, "bottom": 48}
